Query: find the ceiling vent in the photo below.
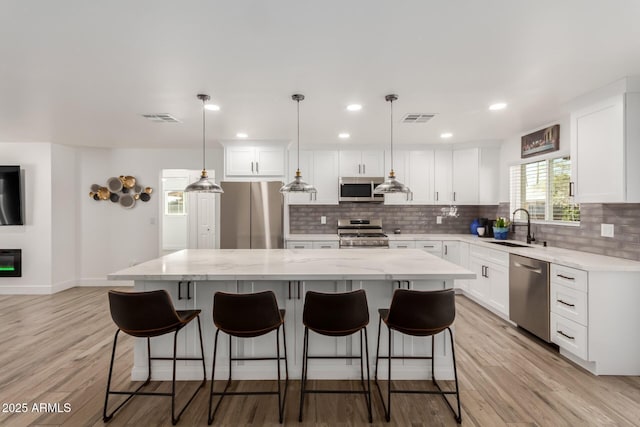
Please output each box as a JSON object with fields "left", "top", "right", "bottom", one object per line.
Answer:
{"left": 401, "top": 113, "right": 435, "bottom": 123}
{"left": 141, "top": 113, "right": 181, "bottom": 123}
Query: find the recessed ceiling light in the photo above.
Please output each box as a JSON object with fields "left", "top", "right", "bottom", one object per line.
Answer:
{"left": 338, "top": 133, "right": 350, "bottom": 139}
{"left": 489, "top": 102, "right": 507, "bottom": 111}
{"left": 440, "top": 132, "right": 453, "bottom": 139}
{"left": 236, "top": 132, "right": 248, "bottom": 138}
{"left": 204, "top": 104, "right": 220, "bottom": 111}
{"left": 346, "top": 104, "right": 362, "bottom": 112}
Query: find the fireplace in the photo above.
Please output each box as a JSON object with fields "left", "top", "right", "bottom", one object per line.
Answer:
{"left": 0, "top": 249, "right": 21, "bottom": 277}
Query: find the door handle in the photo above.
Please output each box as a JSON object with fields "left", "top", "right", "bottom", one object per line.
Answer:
{"left": 514, "top": 262, "right": 542, "bottom": 274}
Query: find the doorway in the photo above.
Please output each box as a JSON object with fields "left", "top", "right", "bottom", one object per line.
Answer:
{"left": 160, "top": 169, "right": 218, "bottom": 255}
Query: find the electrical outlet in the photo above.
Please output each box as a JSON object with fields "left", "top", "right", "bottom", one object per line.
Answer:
{"left": 436, "top": 216, "right": 442, "bottom": 224}
{"left": 320, "top": 216, "right": 326, "bottom": 225}
{"left": 601, "top": 223, "right": 614, "bottom": 238}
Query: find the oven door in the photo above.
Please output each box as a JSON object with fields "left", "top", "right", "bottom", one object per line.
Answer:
{"left": 339, "top": 177, "right": 384, "bottom": 202}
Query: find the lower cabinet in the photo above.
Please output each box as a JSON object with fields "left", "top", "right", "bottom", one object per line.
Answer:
{"left": 466, "top": 245, "right": 509, "bottom": 318}
{"left": 286, "top": 239, "right": 339, "bottom": 249}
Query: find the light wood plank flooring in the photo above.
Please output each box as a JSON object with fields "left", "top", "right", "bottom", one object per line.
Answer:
{"left": 0, "top": 287, "right": 638, "bottom": 426}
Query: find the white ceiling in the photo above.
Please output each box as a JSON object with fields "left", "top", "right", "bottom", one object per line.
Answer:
{"left": 2, "top": 0, "right": 640, "bottom": 149}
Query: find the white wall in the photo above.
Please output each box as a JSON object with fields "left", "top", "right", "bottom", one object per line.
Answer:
{"left": 77, "top": 147, "right": 223, "bottom": 285}
{"left": 498, "top": 116, "right": 571, "bottom": 202}
{"left": 51, "top": 144, "right": 78, "bottom": 291}
{"left": 0, "top": 143, "right": 53, "bottom": 293}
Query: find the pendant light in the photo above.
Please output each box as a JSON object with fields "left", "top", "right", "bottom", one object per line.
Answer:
{"left": 185, "top": 94, "right": 223, "bottom": 193}
{"left": 374, "top": 94, "right": 410, "bottom": 194}
{"left": 280, "top": 94, "right": 317, "bottom": 194}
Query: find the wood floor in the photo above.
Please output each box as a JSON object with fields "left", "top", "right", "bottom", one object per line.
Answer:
{"left": 0, "top": 288, "right": 638, "bottom": 426}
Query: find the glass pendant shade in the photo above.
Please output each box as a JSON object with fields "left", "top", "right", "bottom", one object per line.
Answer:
{"left": 375, "top": 170, "right": 410, "bottom": 194}
{"left": 280, "top": 93, "right": 317, "bottom": 194}
{"left": 185, "top": 94, "right": 223, "bottom": 193}
{"left": 185, "top": 170, "right": 223, "bottom": 193}
{"left": 374, "top": 93, "right": 410, "bottom": 195}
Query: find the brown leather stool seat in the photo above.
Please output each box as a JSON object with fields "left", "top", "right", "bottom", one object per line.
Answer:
{"left": 374, "top": 288, "right": 461, "bottom": 423}
{"left": 208, "top": 291, "right": 288, "bottom": 424}
{"left": 103, "top": 289, "right": 206, "bottom": 425}
{"left": 298, "top": 289, "right": 373, "bottom": 423}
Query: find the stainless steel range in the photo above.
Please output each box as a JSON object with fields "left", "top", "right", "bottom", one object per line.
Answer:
{"left": 338, "top": 219, "right": 389, "bottom": 248}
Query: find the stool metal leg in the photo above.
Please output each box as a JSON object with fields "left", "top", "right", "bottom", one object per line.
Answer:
{"left": 298, "top": 327, "right": 309, "bottom": 422}
{"left": 208, "top": 329, "right": 231, "bottom": 424}
{"left": 363, "top": 328, "right": 373, "bottom": 423}
{"left": 431, "top": 327, "right": 462, "bottom": 423}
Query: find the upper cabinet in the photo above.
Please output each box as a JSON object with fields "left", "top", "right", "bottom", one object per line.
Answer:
{"left": 434, "top": 148, "right": 480, "bottom": 205}
{"left": 225, "top": 145, "right": 285, "bottom": 177}
{"left": 384, "top": 150, "right": 435, "bottom": 205}
{"left": 287, "top": 150, "right": 339, "bottom": 205}
{"left": 570, "top": 93, "right": 640, "bottom": 202}
{"left": 339, "top": 150, "right": 384, "bottom": 177}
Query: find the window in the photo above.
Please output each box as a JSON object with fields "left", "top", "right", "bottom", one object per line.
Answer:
{"left": 510, "top": 156, "right": 579, "bottom": 223}
{"left": 165, "top": 190, "right": 185, "bottom": 215}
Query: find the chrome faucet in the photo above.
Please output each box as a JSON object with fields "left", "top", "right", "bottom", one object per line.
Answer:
{"left": 512, "top": 208, "right": 534, "bottom": 244}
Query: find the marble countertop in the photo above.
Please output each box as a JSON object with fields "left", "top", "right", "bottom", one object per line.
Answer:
{"left": 108, "top": 249, "right": 476, "bottom": 281}
{"left": 286, "top": 233, "right": 640, "bottom": 272}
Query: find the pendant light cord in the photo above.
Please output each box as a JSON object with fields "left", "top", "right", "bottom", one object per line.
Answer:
{"left": 297, "top": 98, "right": 300, "bottom": 170}
{"left": 202, "top": 99, "right": 206, "bottom": 172}
{"left": 390, "top": 98, "right": 394, "bottom": 172}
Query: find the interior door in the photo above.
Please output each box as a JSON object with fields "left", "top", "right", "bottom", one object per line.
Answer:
{"left": 195, "top": 193, "right": 216, "bottom": 249}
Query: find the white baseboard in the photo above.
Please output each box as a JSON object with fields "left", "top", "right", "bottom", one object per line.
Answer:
{"left": 76, "top": 278, "right": 133, "bottom": 287}
{"left": 0, "top": 285, "right": 53, "bottom": 295}
{"left": 51, "top": 279, "right": 76, "bottom": 293}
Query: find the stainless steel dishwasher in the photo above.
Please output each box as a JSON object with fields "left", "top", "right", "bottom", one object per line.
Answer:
{"left": 509, "top": 254, "right": 550, "bottom": 342}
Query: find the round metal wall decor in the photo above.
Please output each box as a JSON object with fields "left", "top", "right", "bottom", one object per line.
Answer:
{"left": 88, "top": 175, "right": 153, "bottom": 208}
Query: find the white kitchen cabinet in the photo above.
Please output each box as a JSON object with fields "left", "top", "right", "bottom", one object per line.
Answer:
{"left": 455, "top": 242, "right": 470, "bottom": 291}
{"left": 339, "top": 150, "right": 384, "bottom": 177}
{"left": 433, "top": 148, "right": 479, "bottom": 205}
{"left": 415, "top": 240, "right": 443, "bottom": 257}
{"left": 478, "top": 147, "right": 500, "bottom": 204}
{"left": 466, "top": 245, "right": 509, "bottom": 317}
{"left": 285, "top": 239, "right": 339, "bottom": 249}
{"left": 225, "top": 146, "right": 285, "bottom": 177}
{"left": 287, "top": 150, "right": 339, "bottom": 205}
{"left": 570, "top": 92, "right": 640, "bottom": 202}
{"left": 286, "top": 241, "right": 313, "bottom": 249}
{"left": 312, "top": 241, "right": 339, "bottom": 249}
{"left": 442, "top": 241, "right": 460, "bottom": 264}
{"left": 384, "top": 150, "right": 435, "bottom": 205}
{"left": 388, "top": 240, "right": 416, "bottom": 249}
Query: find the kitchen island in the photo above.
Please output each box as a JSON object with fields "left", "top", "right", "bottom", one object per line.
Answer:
{"left": 108, "top": 249, "right": 475, "bottom": 381}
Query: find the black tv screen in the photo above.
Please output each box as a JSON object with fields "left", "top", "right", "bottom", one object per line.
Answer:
{"left": 0, "top": 166, "right": 23, "bottom": 226}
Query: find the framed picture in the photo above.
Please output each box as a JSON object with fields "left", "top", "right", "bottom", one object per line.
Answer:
{"left": 521, "top": 124, "right": 560, "bottom": 158}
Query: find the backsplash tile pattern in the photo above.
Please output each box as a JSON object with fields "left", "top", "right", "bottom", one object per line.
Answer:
{"left": 289, "top": 204, "right": 498, "bottom": 235}
{"left": 291, "top": 202, "right": 640, "bottom": 261}
{"left": 497, "top": 202, "right": 640, "bottom": 261}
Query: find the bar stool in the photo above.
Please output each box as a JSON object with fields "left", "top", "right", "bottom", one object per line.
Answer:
{"left": 103, "top": 290, "right": 206, "bottom": 425}
{"left": 208, "top": 290, "right": 288, "bottom": 424}
{"left": 299, "top": 289, "right": 373, "bottom": 423}
{"left": 374, "top": 288, "right": 461, "bottom": 423}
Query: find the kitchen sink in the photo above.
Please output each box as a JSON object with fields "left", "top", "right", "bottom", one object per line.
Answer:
{"left": 487, "top": 241, "right": 531, "bottom": 248}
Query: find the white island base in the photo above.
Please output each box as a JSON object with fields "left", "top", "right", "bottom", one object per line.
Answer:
{"left": 108, "top": 249, "right": 476, "bottom": 382}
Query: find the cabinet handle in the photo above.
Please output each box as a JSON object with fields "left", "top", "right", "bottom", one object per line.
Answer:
{"left": 397, "top": 245, "right": 408, "bottom": 248}
{"left": 256, "top": 162, "right": 259, "bottom": 173}
{"left": 557, "top": 299, "right": 576, "bottom": 308}
{"left": 422, "top": 245, "right": 436, "bottom": 248}
{"left": 411, "top": 191, "right": 413, "bottom": 201}
{"left": 288, "top": 281, "right": 292, "bottom": 300}
{"left": 297, "top": 281, "right": 302, "bottom": 300}
{"left": 557, "top": 274, "right": 575, "bottom": 281}
{"left": 359, "top": 164, "right": 362, "bottom": 174}
{"left": 178, "top": 281, "right": 192, "bottom": 300}
{"left": 363, "top": 164, "right": 366, "bottom": 174}
{"left": 557, "top": 330, "right": 575, "bottom": 340}
{"left": 444, "top": 245, "right": 448, "bottom": 255}
{"left": 435, "top": 191, "right": 439, "bottom": 201}
{"left": 178, "top": 281, "right": 183, "bottom": 300}
{"left": 293, "top": 245, "right": 305, "bottom": 249}
{"left": 453, "top": 191, "right": 456, "bottom": 201}
{"left": 320, "top": 245, "right": 331, "bottom": 248}
{"left": 251, "top": 161, "right": 254, "bottom": 173}
{"left": 569, "top": 181, "right": 575, "bottom": 197}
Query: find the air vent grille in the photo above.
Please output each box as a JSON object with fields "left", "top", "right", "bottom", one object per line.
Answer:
{"left": 401, "top": 113, "right": 435, "bottom": 123}
{"left": 141, "top": 113, "right": 181, "bottom": 123}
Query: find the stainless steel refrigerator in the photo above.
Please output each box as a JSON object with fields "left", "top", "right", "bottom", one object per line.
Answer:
{"left": 219, "top": 181, "right": 284, "bottom": 249}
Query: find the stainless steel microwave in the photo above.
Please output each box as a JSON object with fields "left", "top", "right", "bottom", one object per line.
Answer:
{"left": 339, "top": 177, "right": 385, "bottom": 202}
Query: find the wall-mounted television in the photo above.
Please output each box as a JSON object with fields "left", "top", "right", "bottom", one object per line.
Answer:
{"left": 0, "top": 166, "right": 23, "bottom": 226}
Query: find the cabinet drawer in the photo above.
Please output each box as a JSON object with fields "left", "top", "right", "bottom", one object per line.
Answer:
{"left": 550, "top": 313, "right": 588, "bottom": 360}
{"left": 286, "top": 241, "right": 312, "bottom": 249}
{"left": 470, "top": 245, "right": 508, "bottom": 267}
{"left": 550, "top": 283, "right": 588, "bottom": 326}
{"left": 312, "top": 241, "right": 339, "bottom": 249}
{"left": 551, "top": 264, "right": 588, "bottom": 292}
{"left": 389, "top": 241, "right": 416, "bottom": 249}
{"left": 415, "top": 240, "right": 442, "bottom": 255}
